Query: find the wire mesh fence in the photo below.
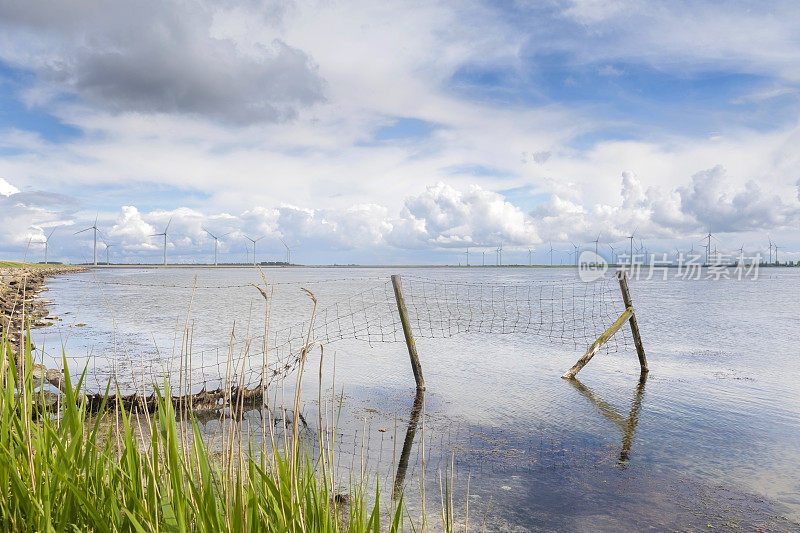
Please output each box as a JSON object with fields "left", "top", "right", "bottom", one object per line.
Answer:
{"left": 42, "top": 274, "right": 633, "bottom": 399}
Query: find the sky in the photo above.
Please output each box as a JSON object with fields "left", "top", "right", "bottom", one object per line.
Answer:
{"left": 1, "top": 0, "right": 799, "bottom": 265}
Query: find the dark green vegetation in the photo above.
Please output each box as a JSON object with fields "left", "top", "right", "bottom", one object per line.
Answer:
{"left": 0, "top": 330, "right": 404, "bottom": 532}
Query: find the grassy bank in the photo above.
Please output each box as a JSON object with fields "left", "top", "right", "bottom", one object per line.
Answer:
{"left": 0, "top": 330, "right": 406, "bottom": 532}
{"left": 0, "top": 261, "right": 80, "bottom": 269}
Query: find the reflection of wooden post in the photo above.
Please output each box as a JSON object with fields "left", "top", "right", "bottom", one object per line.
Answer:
{"left": 620, "top": 373, "right": 647, "bottom": 462}
{"left": 617, "top": 271, "right": 648, "bottom": 373}
{"left": 391, "top": 275, "right": 425, "bottom": 391}
{"left": 567, "top": 373, "right": 647, "bottom": 464}
{"left": 392, "top": 390, "right": 424, "bottom": 499}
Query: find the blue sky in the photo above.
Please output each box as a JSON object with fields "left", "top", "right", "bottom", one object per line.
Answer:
{"left": 0, "top": 0, "right": 799, "bottom": 264}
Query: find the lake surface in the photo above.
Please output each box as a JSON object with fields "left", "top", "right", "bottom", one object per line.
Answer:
{"left": 31, "top": 266, "right": 800, "bottom": 531}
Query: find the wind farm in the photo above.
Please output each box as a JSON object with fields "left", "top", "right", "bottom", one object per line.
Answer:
{"left": 20, "top": 215, "right": 800, "bottom": 269}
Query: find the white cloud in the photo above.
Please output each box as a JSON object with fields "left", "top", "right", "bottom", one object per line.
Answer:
{"left": 388, "top": 183, "right": 539, "bottom": 248}
{"left": 531, "top": 168, "right": 800, "bottom": 242}
{"left": 0, "top": 177, "right": 19, "bottom": 196}
{"left": 3, "top": 172, "right": 799, "bottom": 263}
{"left": 677, "top": 166, "right": 794, "bottom": 232}
{"left": 108, "top": 206, "right": 157, "bottom": 251}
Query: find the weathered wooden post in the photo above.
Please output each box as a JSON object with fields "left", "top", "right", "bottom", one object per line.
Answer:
{"left": 391, "top": 275, "right": 425, "bottom": 391}
{"left": 617, "top": 270, "right": 647, "bottom": 373}
{"left": 561, "top": 270, "right": 647, "bottom": 379}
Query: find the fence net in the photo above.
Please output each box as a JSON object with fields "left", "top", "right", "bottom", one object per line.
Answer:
{"left": 39, "top": 274, "right": 633, "bottom": 399}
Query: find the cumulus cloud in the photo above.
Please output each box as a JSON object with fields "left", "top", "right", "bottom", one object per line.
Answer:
{"left": 4, "top": 173, "right": 799, "bottom": 263}
{"left": 678, "top": 166, "right": 793, "bottom": 232}
{"left": 275, "top": 203, "right": 391, "bottom": 250}
{"left": 0, "top": 0, "right": 324, "bottom": 124}
{"left": 388, "top": 183, "right": 539, "bottom": 248}
{"left": 97, "top": 170, "right": 799, "bottom": 261}
{"left": 108, "top": 206, "right": 157, "bottom": 251}
{"left": 531, "top": 168, "right": 800, "bottom": 242}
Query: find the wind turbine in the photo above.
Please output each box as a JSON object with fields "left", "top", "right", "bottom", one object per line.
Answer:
{"left": 593, "top": 233, "right": 601, "bottom": 258}
{"left": 103, "top": 242, "right": 114, "bottom": 265}
{"left": 42, "top": 227, "right": 57, "bottom": 264}
{"left": 570, "top": 242, "right": 579, "bottom": 266}
{"left": 773, "top": 243, "right": 780, "bottom": 265}
{"left": 150, "top": 217, "right": 172, "bottom": 266}
{"left": 74, "top": 214, "right": 101, "bottom": 266}
{"left": 496, "top": 243, "right": 503, "bottom": 266}
{"left": 203, "top": 228, "right": 229, "bottom": 266}
{"left": 737, "top": 244, "right": 745, "bottom": 265}
{"left": 528, "top": 248, "right": 534, "bottom": 266}
{"left": 244, "top": 235, "right": 264, "bottom": 266}
{"left": 767, "top": 236, "right": 773, "bottom": 264}
{"left": 465, "top": 247, "right": 470, "bottom": 266}
{"left": 280, "top": 239, "right": 294, "bottom": 264}
{"left": 627, "top": 228, "right": 637, "bottom": 266}
{"left": 548, "top": 241, "right": 555, "bottom": 266}
{"left": 482, "top": 250, "right": 486, "bottom": 266}
{"left": 701, "top": 232, "right": 717, "bottom": 265}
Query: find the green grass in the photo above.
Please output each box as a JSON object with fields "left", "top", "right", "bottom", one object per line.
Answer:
{"left": 0, "top": 328, "right": 404, "bottom": 532}
{"left": 0, "top": 261, "right": 77, "bottom": 269}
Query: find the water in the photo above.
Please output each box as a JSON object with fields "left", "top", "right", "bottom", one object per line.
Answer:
{"left": 31, "top": 266, "right": 800, "bottom": 530}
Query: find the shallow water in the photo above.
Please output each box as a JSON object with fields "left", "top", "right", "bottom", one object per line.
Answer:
{"left": 31, "top": 266, "right": 800, "bottom": 530}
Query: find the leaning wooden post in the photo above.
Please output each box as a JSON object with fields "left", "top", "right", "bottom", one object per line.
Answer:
{"left": 617, "top": 270, "right": 648, "bottom": 373}
{"left": 561, "top": 307, "right": 633, "bottom": 379}
{"left": 391, "top": 275, "right": 425, "bottom": 391}
{"left": 562, "top": 271, "right": 648, "bottom": 379}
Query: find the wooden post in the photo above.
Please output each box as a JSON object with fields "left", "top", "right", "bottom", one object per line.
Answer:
{"left": 391, "top": 275, "right": 425, "bottom": 391}
{"left": 561, "top": 307, "right": 633, "bottom": 379}
{"left": 562, "top": 271, "right": 648, "bottom": 379}
{"left": 617, "top": 271, "right": 648, "bottom": 373}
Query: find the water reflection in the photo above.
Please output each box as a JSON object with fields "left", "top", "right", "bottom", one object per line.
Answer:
{"left": 567, "top": 373, "right": 647, "bottom": 464}
{"left": 392, "top": 390, "right": 424, "bottom": 498}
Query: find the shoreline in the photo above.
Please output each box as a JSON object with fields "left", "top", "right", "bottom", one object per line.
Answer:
{"left": 60, "top": 262, "right": 798, "bottom": 269}
{"left": 0, "top": 263, "right": 87, "bottom": 355}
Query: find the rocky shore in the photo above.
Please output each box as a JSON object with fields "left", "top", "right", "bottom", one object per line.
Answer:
{"left": 0, "top": 263, "right": 87, "bottom": 355}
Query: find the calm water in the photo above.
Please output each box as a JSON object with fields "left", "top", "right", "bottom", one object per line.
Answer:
{"left": 32, "top": 266, "right": 800, "bottom": 531}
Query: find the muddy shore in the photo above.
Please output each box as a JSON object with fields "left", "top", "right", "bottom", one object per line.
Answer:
{"left": 0, "top": 264, "right": 87, "bottom": 355}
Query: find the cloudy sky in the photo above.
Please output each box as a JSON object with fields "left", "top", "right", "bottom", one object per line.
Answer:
{"left": 1, "top": 0, "right": 799, "bottom": 265}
